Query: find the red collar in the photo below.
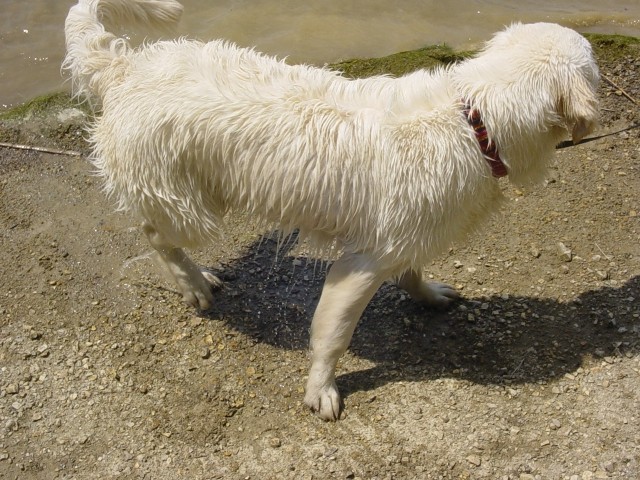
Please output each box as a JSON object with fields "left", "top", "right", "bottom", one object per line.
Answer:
{"left": 463, "top": 103, "right": 508, "bottom": 178}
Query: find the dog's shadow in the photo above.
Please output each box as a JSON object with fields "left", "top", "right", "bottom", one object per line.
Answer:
{"left": 201, "top": 233, "right": 639, "bottom": 396}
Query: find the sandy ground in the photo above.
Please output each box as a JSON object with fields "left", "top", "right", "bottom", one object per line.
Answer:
{"left": 0, "top": 40, "right": 639, "bottom": 479}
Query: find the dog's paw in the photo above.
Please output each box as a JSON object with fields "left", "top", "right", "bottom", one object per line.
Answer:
{"left": 304, "top": 383, "right": 343, "bottom": 421}
{"left": 180, "top": 271, "right": 222, "bottom": 311}
{"left": 418, "top": 282, "right": 460, "bottom": 308}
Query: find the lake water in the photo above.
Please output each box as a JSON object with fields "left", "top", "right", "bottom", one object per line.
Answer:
{"left": 1, "top": 0, "right": 639, "bottom": 108}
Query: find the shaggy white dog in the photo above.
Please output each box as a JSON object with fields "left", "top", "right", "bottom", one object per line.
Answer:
{"left": 64, "top": 0, "right": 599, "bottom": 420}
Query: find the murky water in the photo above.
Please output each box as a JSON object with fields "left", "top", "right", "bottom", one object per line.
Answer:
{"left": 1, "top": 0, "right": 639, "bottom": 108}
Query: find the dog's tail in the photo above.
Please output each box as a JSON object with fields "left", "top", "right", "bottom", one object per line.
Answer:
{"left": 63, "top": 0, "right": 183, "bottom": 106}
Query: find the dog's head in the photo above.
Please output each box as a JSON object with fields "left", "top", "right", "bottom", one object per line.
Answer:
{"left": 460, "top": 23, "right": 600, "bottom": 184}
{"left": 557, "top": 57, "right": 600, "bottom": 145}
{"left": 488, "top": 23, "right": 600, "bottom": 144}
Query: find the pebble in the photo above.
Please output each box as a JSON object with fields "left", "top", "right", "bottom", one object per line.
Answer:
{"left": 269, "top": 437, "right": 282, "bottom": 448}
{"left": 5, "top": 419, "right": 17, "bottom": 432}
{"left": 5, "top": 383, "right": 19, "bottom": 395}
{"left": 466, "top": 454, "right": 481, "bottom": 467}
{"left": 556, "top": 242, "right": 572, "bottom": 262}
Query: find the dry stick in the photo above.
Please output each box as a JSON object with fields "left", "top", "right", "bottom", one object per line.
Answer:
{"left": 602, "top": 74, "right": 640, "bottom": 107}
{"left": 0, "top": 141, "right": 82, "bottom": 157}
{"left": 595, "top": 243, "right": 613, "bottom": 261}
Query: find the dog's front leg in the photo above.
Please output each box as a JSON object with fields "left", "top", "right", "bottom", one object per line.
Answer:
{"left": 304, "top": 252, "right": 389, "bottom": 420}
{"left": 397, "top": 269, "right": 459, "bottom": 308}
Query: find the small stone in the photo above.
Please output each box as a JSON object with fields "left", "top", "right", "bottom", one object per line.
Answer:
{"left": 453, "top": 260, "right": 464, "bottom": 269}
{"left": 200, "top": 347, "right": 211, "bottom": 359}
{"left": 549, "top": 418, "right": 561, "bottom": 430}
{"left": 269, "top": 437, "right": 282, "bottom": 448}
{"left": 5, "top": 384, "right": 19, "bottom": 395}
{"left": 466, "top": 454, "right": 481, "bottom": 467}
{"left": 556, "top": 242, "right": 572, "bottom": 262}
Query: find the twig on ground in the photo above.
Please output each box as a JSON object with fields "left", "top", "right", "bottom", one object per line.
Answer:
{"left": 0, "top": 141, "right": 82, "bottom": 157}
{"left": 595, "top": 243, "right": 613, "bottom": 261}
{"left": 602, "top": 74, "right": 640, "bottom": 107}
{"left": 510, "top": 357, "right": 526, "bottom": 377}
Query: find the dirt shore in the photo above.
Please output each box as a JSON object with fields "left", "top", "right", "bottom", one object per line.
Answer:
{"left": 0, "top": 36, "right": 639, "bottom": 479}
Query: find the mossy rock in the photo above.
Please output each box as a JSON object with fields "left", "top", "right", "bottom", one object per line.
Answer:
{"left": 583, "top": 33, "right": 640, "bottom": 62}
{"left": 330, "top": 44, "right": 472, "bottom": 78}
{"left": 0, "top": 92, "right": 87, "bottom": 122}
{"left": 0, "top": 92, "right": 89, "bottom": 153}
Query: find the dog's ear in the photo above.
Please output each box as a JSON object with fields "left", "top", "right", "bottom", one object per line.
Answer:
{"left": 558, "top": 68, "right": 599, "bottom": 144}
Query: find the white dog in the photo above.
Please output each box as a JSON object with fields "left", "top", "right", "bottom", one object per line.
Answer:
{"left": 64, "top": 0, "right": 599, "bottom": 420}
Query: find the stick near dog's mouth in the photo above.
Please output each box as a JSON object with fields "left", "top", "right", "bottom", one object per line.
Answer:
{"left": 556, "top": 123, "right": 640, "bottom": 149}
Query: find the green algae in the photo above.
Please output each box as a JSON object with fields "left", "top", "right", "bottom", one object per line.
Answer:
{"left": 330, "top": 44, "right": 472, "bottom": 78}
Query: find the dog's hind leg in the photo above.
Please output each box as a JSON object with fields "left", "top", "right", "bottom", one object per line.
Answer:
{"left": 142, "top": 222, "right": 221, "bottom": 310}
{"left": 304, "top": 252, "right": 390, "bottom": 421}
{"left": 397, "top": 269, "right": 459, "bottom": 308}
